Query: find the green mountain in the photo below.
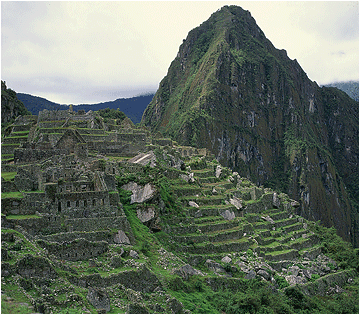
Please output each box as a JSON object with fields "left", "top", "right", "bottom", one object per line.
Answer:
{"left": 142, "top": 6, "right": 359, "bottom": 247}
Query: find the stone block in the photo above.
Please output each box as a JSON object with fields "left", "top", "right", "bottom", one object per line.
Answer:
{"left": 86, "top": 288, "right": 110, "bottom": 313}
{"left": 121, "top": 182, "right": 157, "bottom": 204}
{"left": 229, "top": 196, "right": 243, "bottom": 209}
{"left": 220, "top": 209, "right": 235, "bottom": 220}
{"left": 137, "top": 207, "right": 155, "bottom": 223}
{"left": 114, "top": 230, "right": 131, "bottom": 245}
{"left": 173, "top": 264, "right": 204, "bottom": 280}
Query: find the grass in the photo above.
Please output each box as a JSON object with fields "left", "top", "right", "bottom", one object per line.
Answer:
{"left": 2, "top": 191, "right": 24, "bottom": 198}
{"left": 1, "top": 172, "right": 17, "bottom": 181}
{"left": 1, "top": 287, "right": 33, "bottom": 314}
{"left": 2, "top": 228, "right": 39, "bottom": 252}
{"left": 260, "top": 241, "right": 282, "bottom": 248}
{"left": 11, "top": 130, "right": 30, "bottom": 135}
{"left": 6, "top": 214, "right": 42, "bottom": 220}
{"left": 5, "top": 135, "right": 29, "bottom": 139}
{"left": 107, "top": 156, "right": 130, "bottom": 161}
{"left": 171, "top": 289, "right": 218, "bottom": 313}
{"left": 23, "top": 190, "right": 45, "bottom": 194}
{"left": 266, "top": 248, "right": 297, "bottom": 256}
{"left": 1, "top": 143, "right": 21, "bottom": 146}
{"left": 1, "top": 157, "right": 14, "bottom": 162}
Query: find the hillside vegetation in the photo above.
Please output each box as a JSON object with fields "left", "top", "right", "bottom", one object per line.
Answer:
{"left": 142, "top": 5, "right": 359, "bottom": 247}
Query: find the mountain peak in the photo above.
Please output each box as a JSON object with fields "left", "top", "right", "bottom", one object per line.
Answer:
{"left": 142, "top": 6, "right": 358, "bottom": 246}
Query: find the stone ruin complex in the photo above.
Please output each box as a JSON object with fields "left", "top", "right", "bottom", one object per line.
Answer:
{"left": 2, "top": 108, "right": 208, "bottom": 263}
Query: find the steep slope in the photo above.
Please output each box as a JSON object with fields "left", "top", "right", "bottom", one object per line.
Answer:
{"left": 142, "top": 6, "right": 358, "bottom": 246}
{"left": 1, "top": 81, "right": 31, "bottom": 126}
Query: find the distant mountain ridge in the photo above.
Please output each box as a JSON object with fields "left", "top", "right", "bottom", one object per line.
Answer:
{"left": 17, "top": 93, "right": 155, "bottom": 124}
{"left": 323, "top": 81, "right": 359, "bottom": 102}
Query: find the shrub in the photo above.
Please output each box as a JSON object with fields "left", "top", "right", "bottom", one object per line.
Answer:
{"left": 223, "top": 263, "right": 232, "bottom": 273}
{"left": 310, "top": 274, "right": 320, "bottom": 282}
{"left": 274, "top": 274, "right": 289, "bottom": 289}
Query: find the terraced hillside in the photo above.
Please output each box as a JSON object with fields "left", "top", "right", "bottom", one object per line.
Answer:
{"left": 156, "top": 159, "right": 348, "bottom": 282}
{"left": 1, "top": 111, "right": 358, "bottom": 314}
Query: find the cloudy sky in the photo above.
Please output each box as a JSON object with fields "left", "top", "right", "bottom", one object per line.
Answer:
{"left": 2, "top": 1, "right": 359, "bottom": 105}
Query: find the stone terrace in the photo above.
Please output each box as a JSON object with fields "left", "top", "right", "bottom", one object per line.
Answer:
{"left": 159, "top": 161, "right": 320, "bottom": 268}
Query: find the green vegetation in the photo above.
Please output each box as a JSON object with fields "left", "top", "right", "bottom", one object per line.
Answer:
{"left": 1, "top": 172, "right": 17, "bottom": 181}
{"left": 1, "top": 81, "right": 31, "bottom": 131}
{"left": 2, "top": 191, "right": 24, "bottom": 199}
{"left": 98, "top": 108, "right": 126, "bottom": 124}
{"left": 310, "top": 223, "right": 359, "bottom": 270}
{"left": 1, "top": 285, "right": 34, "bottom": 314}
{"left": 6, "top": 214, "right": 42, "bottom": 220}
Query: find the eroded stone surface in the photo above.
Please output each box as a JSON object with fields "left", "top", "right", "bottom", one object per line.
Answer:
{"left": 122, "top": 182, "right": 157, "bottom": 204}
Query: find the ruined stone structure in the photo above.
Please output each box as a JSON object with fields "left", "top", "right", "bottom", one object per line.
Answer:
{"left": 2, "top": 109, "right": 208, "bottom": 261}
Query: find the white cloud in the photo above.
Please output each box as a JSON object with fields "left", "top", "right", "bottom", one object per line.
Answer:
{"left": 1, "top": 1, "right": 358, "bottom": 104}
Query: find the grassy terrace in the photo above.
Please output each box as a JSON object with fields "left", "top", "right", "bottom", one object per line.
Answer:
{"left": 5, "top": 135, "right": 29, "bottom": 140}
{"left": 265, "top": 248, "right": 298, "bottom": 256}
{"left": 205, "top": 224, "right": 245, "bottom": 236}
{"left": 194, "top": 215, "right": 225, "bottom": 224}
{"left": 259, "top": 241, "right": 282, "bottom": 248}
{"left": 1, "top": 156, "right": 14, "bottom": 162}
{"left": 11, "top": 130, "right": 30, "bottom": 135}
{"left": 107, "top": 156, "right": 130, "bottom": 161}
{"left": 6, "top": 214, "right": 42, "bottom": 220}
{"left": 212, "top": 236, "right": 249, "bottom": 245}
{"left": 1, "top": 192, "right": 24, "bottom": 198}
{"left": 1, "top": 143, "right": 21, "bottom": 147}
{"left": 1, "top": 172, "right": 17, "bottom": 181}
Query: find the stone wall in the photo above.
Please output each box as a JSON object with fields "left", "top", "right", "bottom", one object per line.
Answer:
{"left": 12, "top": 124, "right": 33, "bottom": 132}
{"left": 14, "top": 148, "right": 69, "bottom": 164}
{"left": 64, "top": 216, "right": 131, "bottom": 233}
{"left": 1, "top": 180, "right": 17, "bottom": 193}
{"left": 177, "top": 146, "right": 207, "bottom": 157}
{"left": 74, "top": 143, "right": 88, "bottom": 160}
{"left": 87, "top": 141, "right": 145, "bottom": 156}
{"left": 5, "top": 217, "right": 50, "bottom": 236}
{"left": 1, "top": 197, "right": 26, "bottom": 215}
{"left": 116, "top": 133, "right": 147, "bottom": 144}
{"left": 297, "top": 269, "right": 357, "bottom": 296}
{"left": 1, "top": 144, "right": 20, "bottom": 155}
{"left": 38, "top": 109, "right": 69, "bottom": 122}
{"left": 68, "top": 265, "right": 161, "bottom": 293}
{"left": 41, "top": 230, "right": 118, "bottom": 244}
{"left": 152, "top": 139, "right": 173, "bottom": 146}
{"left": 55, "top": 191, "right": 114, "bottom": 218}
{"left": 21, "top": 193, "right": 51, "bottom": 214}
{"left": 38, "top": 238, "right": 109, "bottom": 262}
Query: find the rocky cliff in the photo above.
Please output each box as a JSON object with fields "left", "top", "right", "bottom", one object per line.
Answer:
{"left": 142, "top": 6, "right": 359, "bottom": 246}
{"left": 1, "top": 81, "right": 31, "bottom": 125}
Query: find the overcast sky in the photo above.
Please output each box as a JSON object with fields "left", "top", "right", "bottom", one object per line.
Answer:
{"left": 2, "top": 1, "right": 359, "bottom": 105}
